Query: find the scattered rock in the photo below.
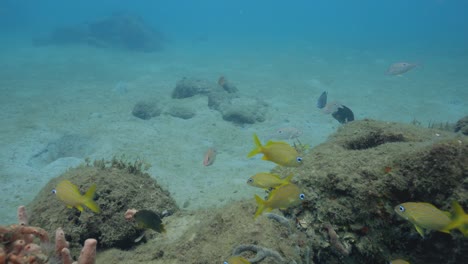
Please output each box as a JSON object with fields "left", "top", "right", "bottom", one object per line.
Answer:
{"left": 217, "top": 76, "right": 238, "bottom": 93}
{"left": 171, "top": 76, "right": 267, "bottom": 124}
{"left": 207, "top": 87, "right": 237, "bottom": 111}
{"left": 220, "top": 98, "right": 268, "bottom": 124}
{"left": 166, "top": 106, "right": 195, "bottom": 120}
{"left": 132, "top": 100, "right": 161, "bottom": 120}
{"left": 171, "top": 77, "right": 215, "bottom": 99}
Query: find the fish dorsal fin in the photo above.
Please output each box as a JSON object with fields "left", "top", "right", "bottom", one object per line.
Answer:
{"left": 64, "top": 180, "right": 80, "bottom": 192}
{"left": 265, "top": 140, "right": 288, "bottom": 147}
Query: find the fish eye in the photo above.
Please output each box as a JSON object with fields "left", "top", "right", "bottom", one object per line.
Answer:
{"left": 51, "top": 189, "right": 57, "bottom": 194}
{"left": 296, "top": 157, "right": 303, "bottom": 163}
{"left": 299, "top": 193, "right": 305, "bottom": 200}
{"left": 399, "top": 205, "right": 405, "bottom": 212}
{"left": 247, "top": 178, "right": 253, "bottom": 183}
{"left": 278, "top": 130, "right": 283, "bottom": 134}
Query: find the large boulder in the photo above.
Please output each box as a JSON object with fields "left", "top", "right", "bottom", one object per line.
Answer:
{"left": 27, "top": 158, "right": 178, "bottom": 258}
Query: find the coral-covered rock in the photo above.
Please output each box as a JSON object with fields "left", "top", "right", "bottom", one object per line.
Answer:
{"left": 455, "top": 115, "right": 468, "bottom": 135}
{"left": 27, "top": 159, "right": 178, "bottom": 258}
{"left": 96, "top": 201, "right": 302, "bottom": 263}
{"left": 273, "top": 119, "right": 467, "bottom": 263}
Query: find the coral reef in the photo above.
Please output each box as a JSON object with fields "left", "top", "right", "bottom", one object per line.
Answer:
{"left": 273, "top": 119, "right": 467, "bottom": 263}
{"left": 131, "top": 100, "right": 161, "bottom": 120}
{"left": 96, "top": 200, "right": 305, "bottom": 263}
{"left": 12, "top": 119, "right": 466, "bottom": 263}
{"left": 27, "top": 158, "right": 178, "bottom": 257}
{"left": 0, "top": 206, "right": 96, "bottom": 264}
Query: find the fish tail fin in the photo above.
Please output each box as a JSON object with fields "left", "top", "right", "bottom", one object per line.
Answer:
{"left": 83, "top": 184, "right": 100, "bottom": 213}
{"left": 443, "top": 201, "right": 468, "bottom": 236}
{"left": 254, "top": 194, "right": 266, "bottom": 219}
{"left": 283, "top": 173, "right": 294, "bottom": 184}
{"left": 247, "top": 133, "right": 263, "bottom": 158}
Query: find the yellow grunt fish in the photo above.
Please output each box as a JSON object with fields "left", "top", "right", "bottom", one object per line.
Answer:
{"left": 254, "top": 183, "right": 304, "bottom": 219}
{"left": 247, "top": 133, "right": 302, "bottom": 167}
{"left": 224, "top": 256, "right": 251, "bottom": 264}
{"left": 247, "top": 172, "right": 294, "bottom": 189}
{"left": 394, "top": 201, "right": 468, "bottom": 237}
{"left": 53, "top": 180, "right": 100, "bottom": 213}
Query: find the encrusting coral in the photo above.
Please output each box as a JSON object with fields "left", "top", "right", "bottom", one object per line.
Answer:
{"left": 0, "top": 206, "right": 96, "bottom": 264}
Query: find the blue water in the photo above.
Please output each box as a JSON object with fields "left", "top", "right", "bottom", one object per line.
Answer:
{"left": 2, "top": 0, "right": 468, "bottom": 50}
{"left": 0, "top": 0, "right": 467, "bottom": 230}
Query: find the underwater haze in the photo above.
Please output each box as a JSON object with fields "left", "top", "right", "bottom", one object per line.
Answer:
{"left": 1, "top": 0, "right": 467, "bottom": 227}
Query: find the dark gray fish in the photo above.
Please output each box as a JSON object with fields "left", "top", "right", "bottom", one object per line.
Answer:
{"left": 317, "top": 91, "right": 328, "bottom": 109}
{"left": 134, "top": 210, "right": 166, "bottom": 233}
{"left": 385, "top": 62, "right": 418, "bottom": 75}
{"left": 332, "top": 105, "right": 354, "bottom": 124}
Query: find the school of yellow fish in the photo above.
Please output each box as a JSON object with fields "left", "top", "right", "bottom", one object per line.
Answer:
{"left": 246, "top": 133, "right": 305, "bottom": 220}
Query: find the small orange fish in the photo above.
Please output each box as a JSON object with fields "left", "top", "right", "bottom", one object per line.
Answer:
{"left": 203, "top": 148, "right": 217, "bottom": 166}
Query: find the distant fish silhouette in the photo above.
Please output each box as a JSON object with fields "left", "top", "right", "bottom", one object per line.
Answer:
{"left": 386, "top": 62, "right": 418, "bottom": 76}
{"left": 317, "top": 91, "right": 328, "bottom": 109}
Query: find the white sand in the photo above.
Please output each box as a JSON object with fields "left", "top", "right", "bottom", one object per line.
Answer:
{"left": 1, "top": 36, "right": 466, "bottom": 224}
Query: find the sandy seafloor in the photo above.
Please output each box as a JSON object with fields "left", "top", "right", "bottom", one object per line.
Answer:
{"left": 0, "top": 35, "right": 467, "bottom": 225}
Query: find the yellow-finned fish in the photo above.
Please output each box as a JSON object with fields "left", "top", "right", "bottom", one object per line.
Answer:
{"left": 247, "top": 133, "right": 302, "bottom": 167}
{"left": 394, "top": 201, "right": 468, "bottom": 237}
{"left": 224, "top": 256, "right": 251, "bottom": 264}
{"left": 389, "top": 259, "right": 410, "bottom": 264}
{"left": 247, "top": 172, "right": 294, "bottom": 189}
{"left": 53, "top": 180, "right": 100, "bottom": 213}
{"left": 254, "top": 183, "right": 304, "bottom": 219}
